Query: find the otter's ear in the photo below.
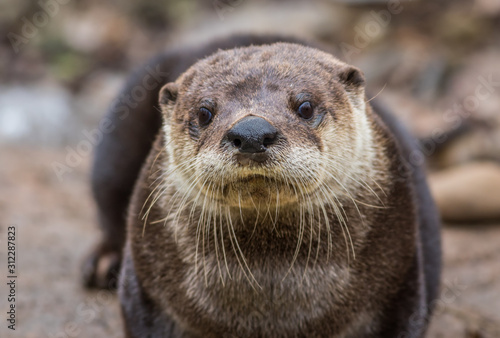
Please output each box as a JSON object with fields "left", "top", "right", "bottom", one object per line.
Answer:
{"left": 338, "top": 66, "right": 365, "bottom": 109}
{"left": 338, "top": 66, "right": 365, "bottom": 90}
{"left": 159, "top": 82, "right": 178, "bottom": 106}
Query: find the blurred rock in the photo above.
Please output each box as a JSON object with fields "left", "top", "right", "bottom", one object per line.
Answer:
{"left": 429, "top": 162, "right": 500, "bottom": 222}
{"left": 0, "top": 82, "right": 78, "bottom": 147}
{"left": 475, "top": 0, "right": 500, "bottom": 16}
{"left": 429, "top": 121, "right": 500, "bottom": 169}
{"left": 170, "top": 1, "right": 350, "bottom": 50}
{"left": 437, "top": 8, "right": 490, "bottom": 51}
{"left": 377, "top": 89, "right": 445, "bottom": 139}
{"left": 74, "top": 71, "right": 126, "bottom": 125}
{"left": 443, "top": 49, "right": 500, "bottom": 121}
{"left": 355, "top": 36, "right": 448, "bottom": 102}
{"left": 0, "top": 0, "right": 26, "bottom": 24}
{"left": 61, "top": 6, "right": 130, "bottom": 55}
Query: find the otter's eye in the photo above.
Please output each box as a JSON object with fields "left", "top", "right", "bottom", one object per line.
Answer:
{"left": 198, "top": 107, "right": 212, "bottom": 126}
{"left": 297, "top": 101, "right": 313, "bottom": 120}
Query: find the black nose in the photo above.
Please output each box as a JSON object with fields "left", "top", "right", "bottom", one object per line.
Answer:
{"left": 226, "top": 116, "right": 278, "bottom": 153}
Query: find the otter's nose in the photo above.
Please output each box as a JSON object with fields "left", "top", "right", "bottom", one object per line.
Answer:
{"left": 226, "top": 116, "right": 278, "bottom": 153}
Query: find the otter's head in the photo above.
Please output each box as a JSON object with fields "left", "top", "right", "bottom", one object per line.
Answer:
{"left": 159, "top": 43, "right": 375, "bottom": 211}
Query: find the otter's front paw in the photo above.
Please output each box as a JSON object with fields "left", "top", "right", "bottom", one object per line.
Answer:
{"left": 82, "top": 246, "right": 121, "bottom": 289}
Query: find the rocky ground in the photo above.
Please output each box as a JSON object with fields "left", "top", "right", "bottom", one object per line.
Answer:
{"left": 0, "top": 144, "right": 498, "bottom": 338}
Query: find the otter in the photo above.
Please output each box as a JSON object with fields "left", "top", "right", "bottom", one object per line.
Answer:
{"left": 84, "top": 34, "right": 441, "bottom": 337}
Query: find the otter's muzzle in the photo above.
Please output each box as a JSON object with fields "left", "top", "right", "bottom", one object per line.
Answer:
{"left": 225, "top": 116, "right": 278, "bottom": 164}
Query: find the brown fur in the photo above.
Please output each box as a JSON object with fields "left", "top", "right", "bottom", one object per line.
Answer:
{"left": 84, "top": 34, "right": 440, "bottom": 337}
{"left": 112, "top": 41, "right": 441, "bottom": 337}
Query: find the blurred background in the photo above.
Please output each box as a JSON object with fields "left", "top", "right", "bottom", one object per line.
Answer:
{"left": 0, "top": 0, "right": 499, "bottom": 337}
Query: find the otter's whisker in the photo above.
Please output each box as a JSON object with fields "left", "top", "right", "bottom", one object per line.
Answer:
{"left": 219, "top": 203, "right": 231, "bottom": 280}
{"left": 142, "top": 159, "right": 199, "bottom": 235}
{"left": 283, "top": 175, "right": 306, "bottom": 281}
{"left": 316, "top": 179, "right": 355, "bottom": 262}
{"left": 212, "top": 192, "right": 224, "bottom": 286}
{"left": 225, "top": 206, "right": 262, "bottom": 290}
{"left": 195, "top": 180, "right": 213, "bottom": 276}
